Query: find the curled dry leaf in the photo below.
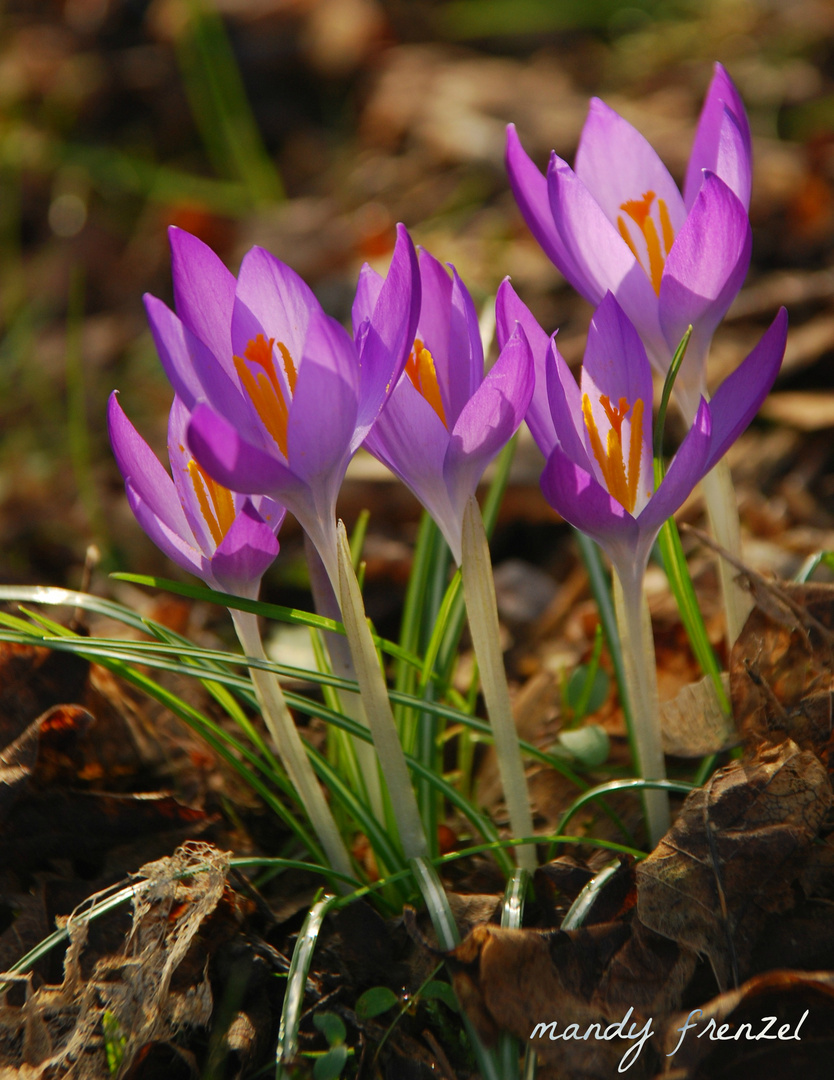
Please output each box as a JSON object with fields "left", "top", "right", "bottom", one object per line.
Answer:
{"left": 636, "top": 740, "right": 831, "bottom": 991}
{"left": 661, "top": 674, "right": 738, "bottom": 758}
{"left": 661, "top": 969, "right": 834, "bottom": 1079}
{"left": 729, "top": 579, "right": 834, "bottom": 762}
{"left": 445, "top": 914, "right": 694, "bottom": 1078}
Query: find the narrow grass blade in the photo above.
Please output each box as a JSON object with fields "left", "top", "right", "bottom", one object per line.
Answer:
{"left": 277, "top": 894, "right": 337, "bottom": 1074}
{"left": 410, "top": 857, "right": 503, "bottom": 1080}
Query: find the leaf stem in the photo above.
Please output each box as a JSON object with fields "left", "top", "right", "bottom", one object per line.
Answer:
{"left": 460, "top": 496, "right": 535, "bottom": 871}
{"left": 335, "top": 522, "right": 429, "bottom": 861}
{"left": 611, "top": 568, "right": 670, "bottom": 847}
{"left": 230, "top": 608, "right": 354, "bottom": 885}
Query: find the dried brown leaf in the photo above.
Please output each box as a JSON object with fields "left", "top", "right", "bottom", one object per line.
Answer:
{"left": 661, "top": 969, "right": 834, "bottom": 1078}
{"left": 636, "top": 740, "right": 831, "bottom": 989}
{"left": 661, "top": 674, "right": 738, "bottom": 758}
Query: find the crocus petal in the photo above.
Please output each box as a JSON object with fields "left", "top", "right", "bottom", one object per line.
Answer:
{"left": 448, "top": 265, "right": 484, "bottom": 422}
{"left": 684, "top": 63, "right": 752, "bottom": 212}
{"left": 144, "top": 295, "right": 253, "bottom": 430}
{"left": 636, "top": 397, "right": 712, "bottom": 533}
{"left": 543, "top": 337, "right": 587, "bottom": 465}
{"left": 108, "top": 391, "right": 191, "bottom": 541}
{"left": 541, "top": 445, "right": 639, "bottom": 557}
{"left": 287, "top": 309, "right": 358, "bottom": 488}
{"left": 167, "top": 395, "right": 218, "bottom": 556}
{"left": 353, "top": 223, "right": 420, "bottom": 441}
{"left": 659, "top": 172, "right": 751, "bottom": 391}
{"left": 124, "top": 477, "right": 206, "bottom": 580}
{"left": 210, "top": 499, "right": 280, "bottom": 598}
{"left": 506, "top": 124, "right": 588, "bottom": 288}
{"left": 574, "top": 98, "right": 687, "bottom": 237}
{"left": 580, "top": 292, "right": 654, "bottom": 493}
{"left": 495, "top": 278, "right": 558, "bottom": 455}
{"left": 443, "top": 325, "right": 534, "bottom": 525}
{"left": 548, "top": 155, "right": 667, "bottom": 361}
{"left": 169, "top": 227, "right": 236, "bottom": 358}
{"left": 231, "top": 245, "right": 317, "bottom": 366}
{"left": 704, "top": 307, "right": 787, "bottom": 472}
{"left": 363, "top": 379, "right": 458, "bottom": 550}
{"left": 188, "top": 402, "right": 304, "bottom": 500}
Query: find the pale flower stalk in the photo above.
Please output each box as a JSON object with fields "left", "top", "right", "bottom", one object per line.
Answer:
{"left": 107, "top": 392, "right": 355, "bottom": 884}
{"left": 361, "top": 248, "right": 537, "bottom": 868}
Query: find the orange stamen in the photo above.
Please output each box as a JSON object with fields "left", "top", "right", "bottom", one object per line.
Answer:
{"left": 582, "top": 393, "right": 644, "bottom": 514}
{"left": 187, "top": 459, "right": 236, "bottom": 546}
{"left": 617, "top": 190, "right": 675, "bottom": 296}
{"left": 405, "top": 338, "right": 447, "bottom": 428}
{"left": 233, "top": 333, "right": 297, "bottom": 458}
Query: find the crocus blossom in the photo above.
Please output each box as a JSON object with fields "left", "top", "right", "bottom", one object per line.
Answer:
{"left": 536, "top": 292, "right": 787, "bottom": 587}
{"left": 144, "top": 223, "right": 419, "bottom": 586}
{"left": 506, "top": 63, "right": 752, "bottom": 419}
{"left": 108, "top": 392, "right": 285, "bottom": 598}
{"left": 361, "top": 247, "right": 535, "bottom": 562}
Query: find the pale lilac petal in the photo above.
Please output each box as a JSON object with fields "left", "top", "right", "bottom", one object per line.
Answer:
{"left": 354, "top": 223, "right": 420, "bottom": 440}
{"left": 495, "top": 278, "right": 557, "bottom": 454}
{"left": 684, "top": 63, "right": 751, "bottom": 212}
{"left": 704, "top": 307, "right": 787, "bottom": 472}
{"left": 211, "top": 499, "right": 280, "bottom": 597}
{"left": 580, "top": 293, "right": 654, "bottom": 494}
{"left": 443, "top": 325, "right": 534, "bottom": 522}
{"left": 167, "top": 395, "right": 217, "bottom": 556}
{"left": 446, "top": 265, "right": 483, "bottom": 424}
{"left": 574, "top": 98, "right": 686, "bottom": 236}
{"left": 636, "top": 398, "right": 712, "bottom": 533}
{"left": 124, "top": 477, "right": 205, "bottom": 580}
{"left": 505, "top": 125, "right": 586, "bottom": 285}
{"left": 351, "top": 264, "right": 384, "bottom": 340}
{"left": 544, "top": 337, "right": 586, "bottom": 465}
{"left": 144, "top": 295, "right": 252, "bottom": 430}
{"left": 187, "top": 403, "right": 303, "bottom": 500}
{"left": 108, "top": 391, "right": 190, "bottom": 541}
{"left": 541, "top": 446, "right": 638, "bottom": 552}
{"left": 251, "top": 495, "right": 287, "bottom": 536}
{"left": 363, "top": 379, "right": 458, "bottom": 551}
{"left": 414, "top": 248, "right": 453, "bottom": 388}
{"left": 548, "top": 156, "right": 666, "bottom": 360}
{"left": 169, "top": 227, "right": 236, "bottom": 357}
{"left": 659, "top": 173, "right": 751, "bottom": 390}
{"left": 288, "top": 309, "right": 358, "bottom": 484}
{"left": 231, "top": 245, "right": 317, "bottom": 365}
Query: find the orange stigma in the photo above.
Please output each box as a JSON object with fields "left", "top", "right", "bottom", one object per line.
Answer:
{"left": 616, "top": 190, "right": 675, "bottom": 296}
{"left": 582, "top": 393, "right": 644, "bottom": 513}
{"left": 233, "top": 333, "right": 297, "bottom": 457}
{"left": 405, "top": 338, "right": 447, "bottom": 427}
{"left": 186, "top": 458, "right": 236, "bottom": 546}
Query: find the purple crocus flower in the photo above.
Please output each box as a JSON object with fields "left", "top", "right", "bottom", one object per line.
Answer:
{"left": 144, "top": 224, "right": 420, "bottom": 586}
{"left": 108, "top": 392, "right": 285, "bottom": 598}
{"left": 536, "top": 292, "right": 787, "bottom": 588}
{"left": 506, "top": 63, "right": 752, "bottom": 419}
{"left": 360, "top": 247, "right": 535, "bottom": 562}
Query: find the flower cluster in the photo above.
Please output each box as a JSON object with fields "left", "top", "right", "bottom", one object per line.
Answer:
{"left": 110, "top": 61, "right": 788, "bottom": 854}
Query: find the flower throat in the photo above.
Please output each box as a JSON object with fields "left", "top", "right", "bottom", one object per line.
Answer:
{"left": 234, "top": 333, "right": 297, "bottom": 457}
{"left": 406, "top": 338, "right": 447, "bottom": 427}
{"left": 617, "top": 190, "right": 674, "bottom": 295}
{"left": 582, "top": 393, "right": 644, "bottom": 514}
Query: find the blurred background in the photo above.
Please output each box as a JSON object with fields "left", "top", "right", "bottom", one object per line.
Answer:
{"left": 2, "top": 0, "right": 834, "bottom": 635}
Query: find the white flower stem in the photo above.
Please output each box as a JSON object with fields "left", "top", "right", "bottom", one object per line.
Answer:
{"left": 612, "top": 567, "right": 670, "bottom": 848}
{"left": 460, "top": 496, "right": 536, "bottom": 872}
{"left": 231, "top": 607, "right": 354, "bottom": 886}
{"left": 304, "top": 533, "right": 385, "bottom": 822}
{"left": 335, "top": 521, "right": 429, "bottom": 861}
{"left": 700, "top": 457, "right": 751, "bottom": 647}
